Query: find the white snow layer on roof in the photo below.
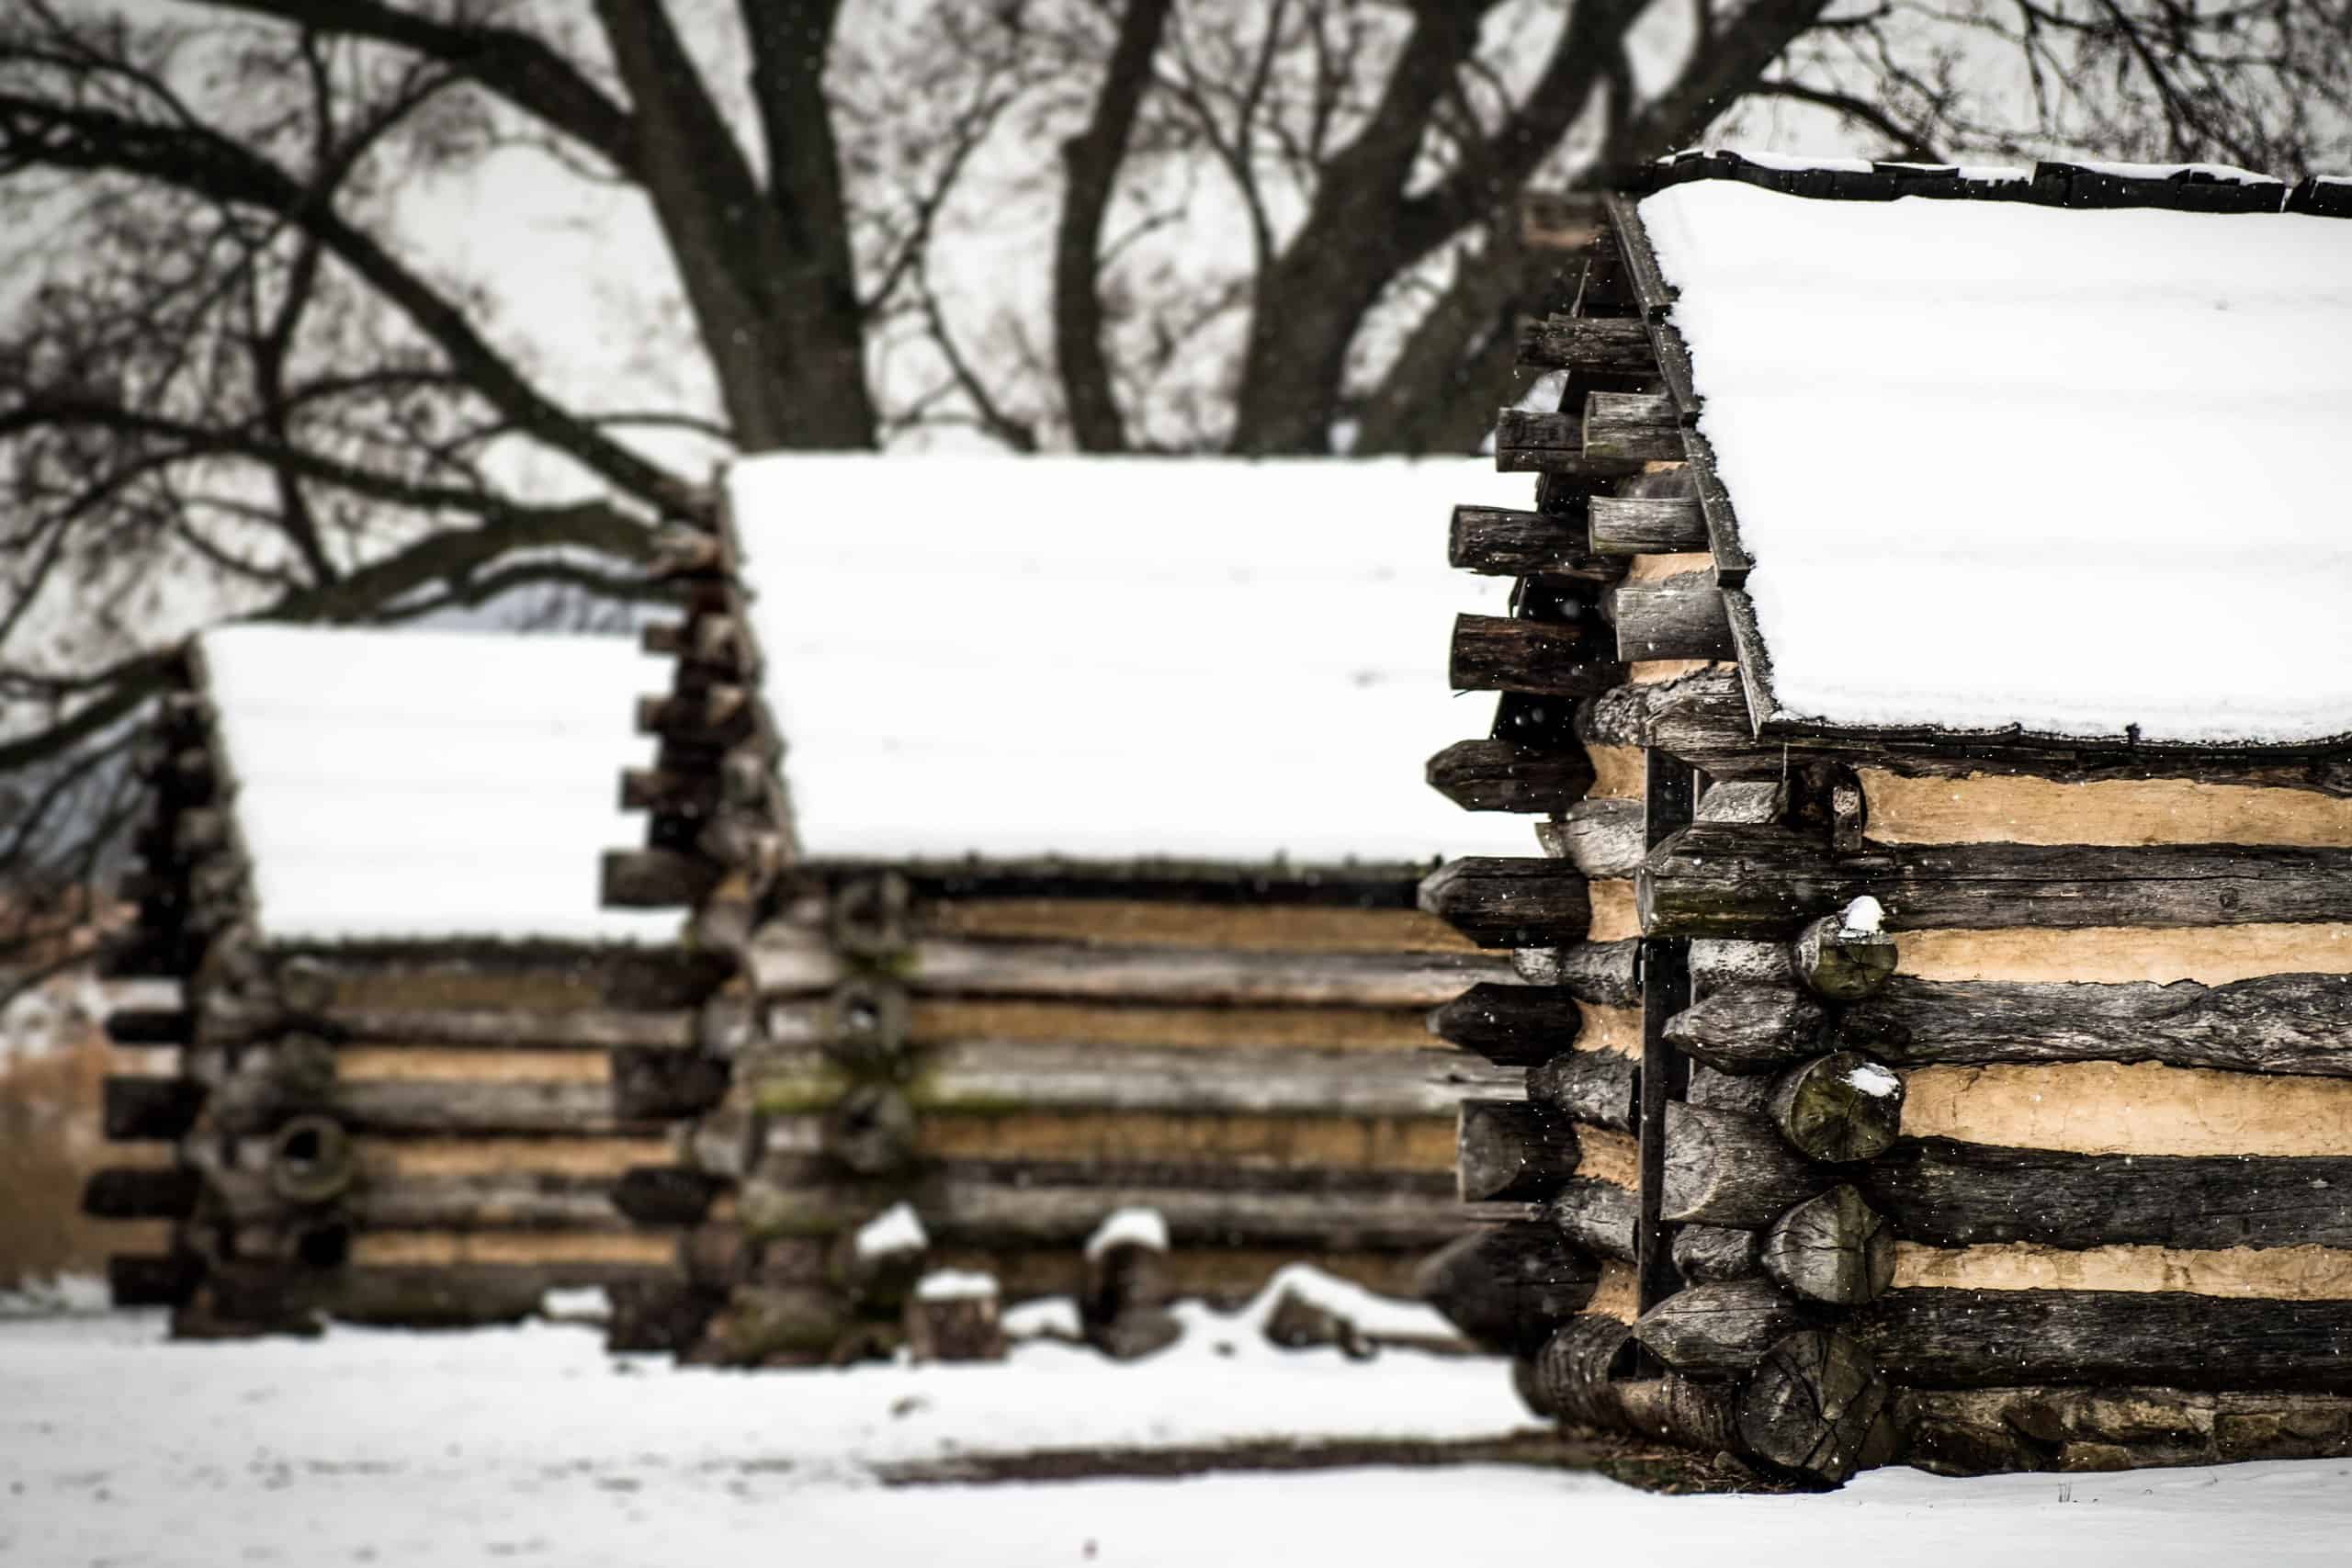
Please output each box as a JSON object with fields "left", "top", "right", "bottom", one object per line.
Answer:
{"left": 1639, "top": 180, "right": 2352, "bottom": 745}
{"left": 727, "top": 455, "right": 1538, "bottom": 861}
{"left": 200, "top": 624, "right": 679, "bottom": 943}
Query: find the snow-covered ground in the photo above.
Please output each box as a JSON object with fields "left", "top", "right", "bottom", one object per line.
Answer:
{"left": 4, "top": 1285, "right": 2349, "bottom": 1566}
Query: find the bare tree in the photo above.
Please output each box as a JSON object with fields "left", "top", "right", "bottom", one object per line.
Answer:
{"left": 0, "top": 0, "right": 2345, "bottom": 964}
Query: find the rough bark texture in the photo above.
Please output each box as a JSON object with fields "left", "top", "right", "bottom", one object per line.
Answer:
{"left": 1736, "top": 1329, "right": 1891, "bottom": 1487}
{"left": 1417, "top": 1224, "right": 1603, "bottom": 1356}
{"left": 1429, "top": 983, "right": 1586, "bottom": 1066}
{"left": 1631, "top": 1277, "right": 1809, "bottom": 1376}
{"left": 1458, "top": 1100, "right": 1582, "bottom": 1202}
{"left": 1659, "top": 1102, "right": 1835, "bottom": 1227}
{"left": 1527, "top": 1049, "right": 1639, "bottom": 1131}
{"left": 1419, "top": 858, "right": 1592, "bottom": 949}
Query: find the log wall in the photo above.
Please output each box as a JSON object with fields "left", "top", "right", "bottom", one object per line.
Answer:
{"left": 602, "top": 503, "right": 1515, "bottom": 1365}
{"left": 1421, "top": 165, "right": 2352, "bottom": 1486}
{"left": 88, "top": 656, "right": 704, "bottom": 1337}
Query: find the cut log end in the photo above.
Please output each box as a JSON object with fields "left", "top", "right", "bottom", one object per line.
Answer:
{"left": 1416, "top": 1224, "right": 1602, "bottom": 1356}
{"left": 1792, "top": 915, "right": 1898, "bottom": 1001}
{"left": 1457, "top": 1100, "right": 1581, "bottom": 1203}
{"left": 1761, "top": 1186, "right": 1894, "bottom": 1306}
{"left": 1769, "top": 1052, "right": 1905, "bottom": 1164}
{"left": 1736, "top": 1330, "right": 1891, "bottom": 1487}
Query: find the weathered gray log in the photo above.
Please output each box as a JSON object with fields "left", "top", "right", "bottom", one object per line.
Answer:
{"left": 1418, "top": 858, "right": 1590, "bottom": 949}
{"left": 1582, "top": 392, "right": 1685, "bottom": 463}
{"left": 1446, "top": 506, "right": 1622, "bottom": 579}
{"left": 1769, "top": 1052, "right": 1905, "bottom": 1163}
{"left": 1855, "top": 1290, "right": 2352, "bottom": 1393}
{"left": 1449, "top": 615, "right": 1619, "bottom": 697}
{"left": 1534, "top": 798, "right": 1645, "bottom": 879}
{"left": 1429, "top": 983, "right": 1585, "bottom": 1066}
{"left": 1861, "top": 1138, "right": 2352, "bottom": 1251}
{"left": 1641, "top": 823, "right": 2352, "bottom": 938}
{"left": 1632, "top": 1278, "right": 1808, "bottom": 1377}
{"left": 1659, "top": 1102, "right": 1835, "bottom": 1227}
{"left": 1737, "top": 1330, "right": 1891, "bottom": 1486}
{"left": 1792, "top": 914, "right": 1898, "bottom": 1000}
{"left": 1665, "top": 985, "right": 1828, "bottom": 1073}
{"left": 1510, "top": 940, "right": 1640, "bottom": 1006}
{"left": 1694, "top": 780, "right": 1785, "bottom": 825}
{"left": 1426, "top": 739, "right": 1596, "bottom": 814}
{"left": 906, "top": 1281, "right": 1008, "bottom": 1363}
{"left": 102, "top": 1076, "right": 206, "bottom": 1140}
{"left": 1683, "top": 1064, "right": 1773, "bottom": 1115}
{"left": 744, "top": 931, "right": 1512, "bottom": 1008}
{"left": 1579, "top": 665, "right": 2352, "bottom": 799}
{"left": 1417, "top": 1224, "right": 1604, "bottom": 1355}
{"left": 1609, "top": 575, "right": 1733, "bottom": 662}
{"left": 1588, "top": 495, "right": 1707, "bottom": 555}
{"left": 1689, "top": 939, "right": 1793, "bottom": 994}
{"left": 1545, "top": 1178, "right": 1638, "bottom": 1262}
{"left": 1762, "top": 1186, "right": 1894, "bottom": 1306}
{"left": 601, "top": 848, "right": 722, "bottom": 909}
{"left": 83, "top": 1166, "right": 201, "bottom": 1219}
{"left": 1517, "top": 314, "right": 1656, "bottom": 373}
{"left": 1900, "top": 1385, "right": 2352, "bottom": 1475}
{"left": 1521, "top": 1316, "right": 1738, "bottom": 1452}
{"left": 1459, "top": 1100, "right": 1581, "bottom": 1202}
{"left": 1526, "top": 1049, "right": 1637, "bottom": 1131}
{"left": 282, "top": 1080, "right": 640, "bottom": 1137}
{"left": 1494, "top": 409, "right": 1646, "bottom": 477}
{"left": 1841, "top": 972, "right": 2352, "bottom": 1078}
{"left": 612, "top": 1166, "right": 726, "bottom": 1226}
{"left": 1673, "top": 1225, "right": 1762, "bottom": 1282}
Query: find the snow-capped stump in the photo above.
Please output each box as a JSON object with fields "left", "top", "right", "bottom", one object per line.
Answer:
{"left": 905, "top": 1270, "right": 1007, "bottom": 1364}
{"left": 1420, "top": 147, "right": 2352, "bottom": 1485}
{"left": 84, "top": 627, "right": 701, "bottom": 1340}
{"left": 1080, "top": 1207, "right": 1182, "bottom": 1360}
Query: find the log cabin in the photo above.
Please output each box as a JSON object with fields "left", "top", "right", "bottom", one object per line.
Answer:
{"left": 598, "top": 454, "right": 1578, "bottom": 1364}
{"left": 88, "top": 626, "right": 710, "bottom": 1337}
{"left": 1423, "top": 151, "right": 2352, "bottom": 1483}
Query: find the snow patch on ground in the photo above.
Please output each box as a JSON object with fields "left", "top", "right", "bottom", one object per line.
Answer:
{"left": 4, "top": 1311, "right": 2349, "bottom": 1565}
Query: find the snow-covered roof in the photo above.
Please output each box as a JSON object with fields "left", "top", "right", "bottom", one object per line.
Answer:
{"left": 1636, "top": 173, "right": 2352, "bottom": 748}
{"left": 199, "top": 624, "right": 679, "bottom": 944}
{"left": 724, "top": 455, "right": 1539, "bottom": 863}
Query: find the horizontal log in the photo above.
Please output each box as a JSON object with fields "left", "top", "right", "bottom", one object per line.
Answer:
{"left": 1684, "top": 1064, "right": 1774, "bottom": 1115}
{"left": 1899, "top": 1384, "right": 2352, "bottom": 1475}
{"left": 741, "top": 1039, "right": 1471, "bottom": 1120}
{"left": 106, "top": 1008, "right": 191, "bottom": 1046}
{"left": 1640, "top": 823, "right": 2352, "bottom": 939}
{"left": 103, "top": 1076, "right": 205, "bottom": 1141}
{"left": 1579, "top": 665, "right": 2352, "bottom": 799}
{"left": 1660, "top": 1102, "right": 1835, "bottom": 1227}
{"left": 1459, "top": 1100, "right": 1580, "bottom": 1202}
{"left": 1428, "top": 983, "right": 1583, "bottom": 1067}
{"left": 1854, "top": 1288, "right": 2352, "bottom": 1393}
{"left": 1632, "top": 1277, "right": 1808, "bottom": 1376}
{"left": 1837, "top": 972, "right": 2352, "bottom": 1078}
{"left": 1526, "top": 1048, "right": 1638, "bottom": 1131}
{"left": 611, "top": 1166, "right": 727, "bottom": 1226}
{"left": 740, "top": 1167, "right": 1471, "bottom": 1253}
{"left": 1418, "top": 1223, "right": 1603, "bottom": 1354}
{"left": 1545, "top": 1178, "right": 1638, "bottom": 1262}
{"left": 601, "top": 848, "right": 721, "bottom": 910}
{"left": 899, "top": 897, "right": 1471, "bottom": 955}
{"left": 1517, "top": 314, "right": 1657, "bottom": 374}
{"left": 1510, "top": 940, "right": 1641, "bottom": 1006}
{"left": 636, "top": 686, "right": 754, "bottom": 748}
{"left": 1582, "top": 391, "right": 1685, "bottom": 463}
{"left": 1608, "top": 574, "right": 1733, "bottom": 663}
{"left": 1493, "top": 410, "right": 1647, "bottom": 478}
{"left": 742, "top": 931, "right": 1510, "bottom": 1007}
{"left": 890, "top": 997, "right": 1432, "bottom": 1054}
{"left": 84, "top": 1166, "right": 201, "bottom": 1219}
{"left": 1521, "top": 1315, "right": 1736, "bottom": 1451}
{"left": 201, "top": 999, "right": 695, "bottom": 1052}
{"left": 260, "top": 947, "right": 730, "bottom": 1013}
{"left": 1534, "top": 798, "right": 1645, "bottom": 879}
{"left": 1673, "top": 1224, "right": 1762, "bottom": 1282}
{"left": 1450, "top": 615, "right": 1620, "bottom": 697}
{"left": 1418, "top": 858, "right": 1590, "bottom": 950}
{"left": 1446, "top": 506, "right": 1622, "bottom": 578}
{"left": 1665, "top": 985, "right": 1829, "bottom": 1073}
{"left": 611, "top": 1047, "right": 731, "bottom": 1121}
{"left": 1861, "top": 1138, "right": 2352, "bottom": 1252}
{"left": 1426, "top": 739, "right": 1596, "bottom": 815}
{"left": 1587, "top": 495, "right": 1707, "bottom": 555}
{"left": 318, "top": 1079, "right": 652, "bottom": 1136}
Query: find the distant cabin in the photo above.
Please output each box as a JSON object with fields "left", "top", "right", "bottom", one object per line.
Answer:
{"left": 91, "top": 626, "right": 707, "bottom": 1336}
{"left": 1425, "top": 152, "right": 2352, "bottom": 1483}
{"left": 602, "top": 454, "right": 1548, "bottom": 1363}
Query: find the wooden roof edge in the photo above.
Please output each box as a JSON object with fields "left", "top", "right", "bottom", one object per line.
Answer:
{"left": 1623, "top": 151, "right": 2352, "bottom": 218}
